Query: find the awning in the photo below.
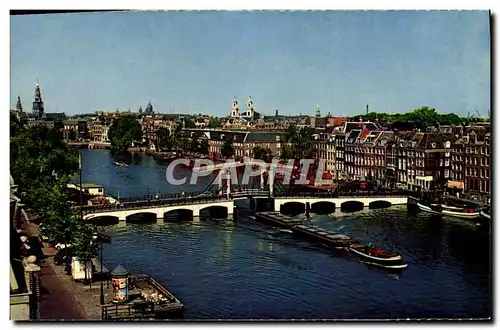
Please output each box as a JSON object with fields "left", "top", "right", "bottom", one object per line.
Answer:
{"left": 415, "top": 176, "right": 434, "bottom": 182}
{"left": 447, "top": 180, "right": 464, "bottom": 189}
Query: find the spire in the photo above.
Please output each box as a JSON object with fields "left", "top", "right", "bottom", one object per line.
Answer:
{"left": 138, "top": 106, "right": 143, "bottom": 114}
{"left": 315, "top": 105, "right": 321, "bottom": 117}
{"left": 32, "top": 81, "right": 44, "bottom": 119}
{"left": 145, "top": 101, "right": 154, "bottom": 115}
{"left": 16, "top": 95, "right": 23, "bottom": 112}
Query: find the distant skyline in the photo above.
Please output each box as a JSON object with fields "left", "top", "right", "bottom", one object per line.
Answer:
{"left": 10, "top": 11, "right": 490, "bottom": 117}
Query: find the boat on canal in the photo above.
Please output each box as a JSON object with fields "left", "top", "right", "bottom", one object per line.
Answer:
{"left": 349, "top": 243, "right": 408, "bottom": 270}
{"left": 113, "top": 161, "right": 128, "bottom": 167}
{"left": 417, "top": 201, "right": 480, "bottom": 220}
{"left": 480, "top": 209, "right": 491, "bottom": 221}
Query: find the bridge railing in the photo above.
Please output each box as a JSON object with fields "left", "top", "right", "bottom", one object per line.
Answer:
{"left": 273, "top": 189, "right": 413, "bottom": 199}
{"left": 81, "top": 194, "right": 232, "bottom": 214}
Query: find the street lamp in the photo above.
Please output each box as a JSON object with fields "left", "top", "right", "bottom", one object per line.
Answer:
{"left": 99, "top": 234, "right": 105, "bottom": 305}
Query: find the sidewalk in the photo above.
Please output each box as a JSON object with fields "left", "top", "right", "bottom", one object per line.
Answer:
{"left": 39, "top": 258, "right": 86, "bottom": 320}
{"left": 39, "top": 249, "right": 114, "bottom": 320}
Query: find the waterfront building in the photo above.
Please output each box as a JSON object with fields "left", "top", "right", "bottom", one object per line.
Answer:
{"left": 449, "top": 125, "right": 491, "bottom": 201}
{"left": 399, "top": 130, "right": 454, "bottom": 191}
{"left": 334, "top": 130, "right": 346, "bottom": 179}
{"left": 344, "top": 129, "right": 394, "bottom": 183}
{"left": 88, "top": 120, "right": 109, "bottom": 143}
{"left": 62, "top": 119, "right": 89, "bottom": 141}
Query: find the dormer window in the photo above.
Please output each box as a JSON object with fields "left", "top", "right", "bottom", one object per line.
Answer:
{"left": 431, "top": 142, "right": 436, "bottom": 148}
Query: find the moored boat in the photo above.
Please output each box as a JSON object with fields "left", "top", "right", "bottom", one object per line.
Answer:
{"left": 417, "top": 202, "right": 480, "bottom": 220}
{"left": 417, "top": 202, "right": 441, "bottom": 215}
{"left": 349, "top": 243, "right": 407, "bottom": 269}
{"left": 480, "top": 210, "right": 491, "bottom": 221}
{"left": 441, "top": 206, "right": 480, "bottom": 219}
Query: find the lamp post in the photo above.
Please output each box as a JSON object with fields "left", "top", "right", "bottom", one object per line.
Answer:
{"left": 99, "top": 235, "right": 105, "bottom": 305}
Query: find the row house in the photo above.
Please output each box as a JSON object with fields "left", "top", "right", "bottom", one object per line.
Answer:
{"left": 336, "top": 121, "right": 383, "bottom": 180}
{"left": 344, "top": 129, "right": 394, "bottom": 183}
{"left": 449, "top": 126, "right": 491, "bottom": 201}
{"left": 313, "top": 133, "right": 335, "bottom": 173}
{"left": 398, "top": 131, "right": 454, "bottom": 191}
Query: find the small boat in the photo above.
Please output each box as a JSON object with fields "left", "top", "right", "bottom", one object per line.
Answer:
{"left": 349, "top": 243, "right": 407, "bottom": 269}
{"left": 113, "top": 161, "right": 128, "bottom": 167}
{"left": 417, "top": 202, "right": 441, "bottom": 215}
{"left": 480, "top": 210, "right": 491, "bottom": 221}
{"left": 441, "top": 206, "right": 480, "bottom": 219}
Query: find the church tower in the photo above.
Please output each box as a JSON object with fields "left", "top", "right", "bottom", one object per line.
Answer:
{"left": 246, "top": 96, "right": 254, "bottom": 119}
{"left": 32, "top": 82, "right": 44, "bottom": 119}
{"left": 231, "top": 97, "right": 240, "bottom": 118}
{"left": 145, "top": 101, "right": 154, "bottom": 115}
{"left": 16, "top": 95, "right": 23, "bottom": 113}
{"left": 315, "top": 105, "right": 321, "bottom": 117}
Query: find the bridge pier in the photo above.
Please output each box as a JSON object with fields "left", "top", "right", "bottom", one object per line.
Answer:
{"left": 118, "top": 217, "right": 126, "bottom": 227}
{"left": 157, "top": 217, "right": 164, "bottom": 224}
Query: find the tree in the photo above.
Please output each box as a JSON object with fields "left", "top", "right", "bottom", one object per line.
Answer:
{"left": 207, "top": 118, "right": 222, "bottom": 129}
{"left": 108, "top": 116, "right": 142, "bottom": 152}
{"left": 221, "top": 139, "right": 235, "bottom": 158}
{"left": 280, "top": 144, "right": 294, "bottom": 161}
{"left": 184, "top": 118, "right": 196, "bottom": 129}
{"left": 156, "top": 128, "right": 173, "bottom": 151}
{"left": 198, "top": 140, "right": 209, "bottom": 155}
{"left": 253, "top": 145, "right": 272, "bottom": 162}
{"left": 10, "top": 117, "right": 97, "bottom": 265}
{"left": 188, "top": 139, "right": 200, "bottom": 153}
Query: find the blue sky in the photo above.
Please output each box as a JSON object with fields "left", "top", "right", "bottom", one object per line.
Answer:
{"left": 10, "top": 11, "right": 490, "bottom": 117}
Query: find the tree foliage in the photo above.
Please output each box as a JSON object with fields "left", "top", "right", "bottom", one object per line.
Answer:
{"left": 184, "top": 118, "right": 196, "bottom": 129}
{"left": 221, "top": 139, "right": 235, "bottom": 158}
{"left": 253, "top": 145, "right": 272, "bottom": 162}
{"left": 108, "top": 116, "right": 143, "bottom": 152}
{"left": 207, "top": 118, "right": 222, "bottom": 129}
{"left": 10, "top": 116, "right": 98, "bottom": 262}
{"left": 198, "top": 140, "right": 209, "bottom": 155}
{"left": 354, "top": 106, "right": 466, "bottom": 130}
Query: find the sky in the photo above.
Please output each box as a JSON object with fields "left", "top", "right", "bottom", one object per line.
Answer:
{"left": 10, "top": 10, "right": 490, "bottom": 117}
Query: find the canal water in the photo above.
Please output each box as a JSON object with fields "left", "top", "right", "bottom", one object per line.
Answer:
{"left": 79, "top": 150, "right": 491, "bottom": 320}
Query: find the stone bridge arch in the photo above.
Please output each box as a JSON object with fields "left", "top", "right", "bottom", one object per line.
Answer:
{"left": 368, "top": 200, "right": 392, "bottom": 209}
{"left": 280, "top": 201, "right": 305, "bottom": 215}
{"left": 310, "top": 201, "right": 335, "bottom": 214}
{"left": 199, "top": 205, "right": 229, "bottom": 218}
{"left": 126, "top": 211, "right": 157, "bottom": 224}
{"left": 163, "top": 208, "right": 194, "bottom": 222}
{"left": 340, "top": 201, "right": 364, "bottom": 213}
{"left": 86, "top": 215, "right": 120, "bottom": 226}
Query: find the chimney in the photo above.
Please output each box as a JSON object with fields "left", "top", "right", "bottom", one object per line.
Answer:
{"left": 275, "top": 109, "right": 279, "bottom": 117}
{"left": 366, "top": 104, "right": 369, "bottom": 115}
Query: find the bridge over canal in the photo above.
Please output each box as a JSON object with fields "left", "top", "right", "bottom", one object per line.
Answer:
{"left": 81, "top": 188, "right": 411, "bottom": 225}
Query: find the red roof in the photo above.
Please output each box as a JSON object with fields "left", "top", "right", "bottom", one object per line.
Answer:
{"left": 360, "top": 129, "right": 371, "bottom": 139}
